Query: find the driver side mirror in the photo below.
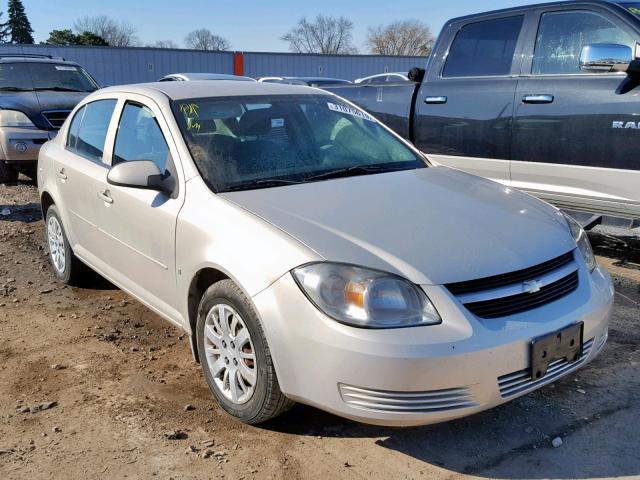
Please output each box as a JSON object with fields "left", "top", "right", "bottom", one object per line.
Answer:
{"left": 579, "top": 43, "right": 634, "bottom": 73}
{"left": 107, "top": 160, "right": 175, "bottom": 196}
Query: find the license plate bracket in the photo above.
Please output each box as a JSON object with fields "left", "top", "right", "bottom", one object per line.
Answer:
{"left": 530, "top": 322, "right": 583, "bottom": 381}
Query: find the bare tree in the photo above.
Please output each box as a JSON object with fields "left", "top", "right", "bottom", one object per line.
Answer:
{"left": 147, "top": 40, "right": 179, "bottom": 49}
{"left": 281, "top": 14, "right": 356, "bottom": 54}
{"left": 366, "top": 20, "right": 434, "bottom": 56}
{"left": 73, "top": 15, "right": 138, "bottom": 47}
{"left": 184, "top": 29, "right": 230, "bottom": 51}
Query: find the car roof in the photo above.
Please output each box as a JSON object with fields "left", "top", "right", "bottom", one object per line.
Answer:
{"left": 362, "top": 73, "right": 407, "bottom": 79}
{"left": 0, "top": 54, "right": 79, "bottom": 65}
{"left": 99, "top": 80, "right": 333, "bottom": 101}
{"left": 259, "top": 76, "right": 349, "bottom": 82}
{"left": 448, "top": 0, "right": 627, "bottom": 23}
{"left": 290, "top": 76, "right": 350, "bottom": 82}
{"left": 162, "top": 73, "right": 256, "bottom": 82}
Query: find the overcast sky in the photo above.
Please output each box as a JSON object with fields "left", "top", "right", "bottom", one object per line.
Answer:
{"left": 22, "top": 0, "right": 530, "bottom": 51}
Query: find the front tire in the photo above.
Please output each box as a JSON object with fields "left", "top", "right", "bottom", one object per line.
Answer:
{"left": 45, "top": 205, "right": 85, "bottom": 285}
{"left": 196, "top": 279, "right": 293, "bottom": 424}
{"left": 0, "top": 161, "right": 18, "bottom": 185}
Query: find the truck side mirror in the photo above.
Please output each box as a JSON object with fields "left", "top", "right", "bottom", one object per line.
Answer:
{"left": 579, "top": 43, "right": 633, "bottom": 73}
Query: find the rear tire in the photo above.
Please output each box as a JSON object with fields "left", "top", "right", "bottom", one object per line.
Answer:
{"left": 45, "top": 205, "right": 86, "bottom": 285}
{"left": 0, "top": 161, "right": 18, "bottom": 185}
{"left": 196, "top": 279, "right": 294, "bottom": 424}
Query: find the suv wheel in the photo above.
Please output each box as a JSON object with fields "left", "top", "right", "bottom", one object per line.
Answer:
{"left": 0, "top": 161, "right": 18, "bottom": 185}
{"left": 196, "top": 279, "right": 294, "bottom": 424}
{"left": 45, "top": 205, "right": 85, "bottom": 285}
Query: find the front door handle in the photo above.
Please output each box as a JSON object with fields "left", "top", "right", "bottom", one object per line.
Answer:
{"left": 424, "top": 96, "right": 448, "bottom": 104}
{"left": 56, "top": 168, "right": 67, "bottom": 180}
{"left": 522, "top": 94, "right": 554, "bottom": 104}
{"left": 97, "top": 190, "right": 113, "bottom": 204}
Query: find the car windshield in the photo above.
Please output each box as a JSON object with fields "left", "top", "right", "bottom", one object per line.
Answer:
{"left": 306, "top": 79, "right": 350, "bottom": 86}
{"left": 0, "top": 62, "right": 98, "bottom": 92}
{"left": 618, "top": 2, "right": 640, "bottom": 16}
{"left": 172, "top": 94, "right": 425, "bottom": 192}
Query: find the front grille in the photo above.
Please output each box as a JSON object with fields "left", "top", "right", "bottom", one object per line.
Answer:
{"left": 445, "top": 250, "right": 579, "bottom": 319}
{"left": 464, "top": 270, "right": 579, "bottom": 319}
{"left": 42, "top": 110, "right": 71, "bottom": 129}
{"left": 339, "top": 384, "right": 477, "bottom": 413}
{"left": 446, "top": 251, "right": 574, "bottom": 295}
{"left": 498, "top": 338, "right": 593, "bottom": 398}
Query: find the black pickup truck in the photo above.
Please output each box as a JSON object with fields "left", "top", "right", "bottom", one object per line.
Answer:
{"left": 326, "top": 0, "right": 640, "bottom": 222}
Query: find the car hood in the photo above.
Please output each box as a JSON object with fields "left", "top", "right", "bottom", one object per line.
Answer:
{"left": 0, "top": 91, "right": 88, "bottom": 130}
{"left": 221, "top": 167, "right": 575, "bottom": 285}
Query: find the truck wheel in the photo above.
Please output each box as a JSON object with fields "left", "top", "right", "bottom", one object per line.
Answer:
{"left": 196, "top": 279, "right": 294, "bottom": 424}
{"left": 45, "top": 205, "right": 85, "bottom": 285}
{"left": 0, "top": 161, "right": 18, "bottom": 185}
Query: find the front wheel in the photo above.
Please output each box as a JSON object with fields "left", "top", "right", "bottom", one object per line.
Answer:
{"left": 0, "top": 161, "right": 18, "bottom": 185}
{"left": 196, "top": 279, "right": 293, "bottom": 424}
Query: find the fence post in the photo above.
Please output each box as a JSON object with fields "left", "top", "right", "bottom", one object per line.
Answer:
{"left": 233, "top": 52, "right": 244, "bottom": 76}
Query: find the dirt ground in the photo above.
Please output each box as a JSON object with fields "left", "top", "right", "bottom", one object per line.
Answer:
{"left": 0, "top": 181, "right": 639, "bottom": 480}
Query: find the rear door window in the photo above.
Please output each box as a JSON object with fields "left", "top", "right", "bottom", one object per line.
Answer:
{"left": 443, "top": 16, "right": 524, "bottom": 77}
{"left": 532, "top": 10, "right": 635, "bottom": 74}
{"left": 67, "top": 99, "right": 117, "bottom": 163}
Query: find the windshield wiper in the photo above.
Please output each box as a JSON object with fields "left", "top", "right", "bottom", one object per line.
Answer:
{"left": 224, "top": 178, "right": 305, "bottom": 192}
{"left": 304, "top": 164, "right": 401, "bottom": 182}
{"left": 33, "top": 86, "right": 87, "bottom": 92}
{"left": 0, "top": 86, "right": 32, "bottom": 92}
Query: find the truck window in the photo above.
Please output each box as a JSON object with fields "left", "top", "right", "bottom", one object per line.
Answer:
{"left": 532, "top": 11, "right": 635, "bottom": 74}
{"left": 442, "top": 16, "right": 523, "bottom": 78}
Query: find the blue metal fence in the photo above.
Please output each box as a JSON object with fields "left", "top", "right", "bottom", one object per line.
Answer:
{"left": 241, "top": 51, "right": 426, "bottom": 80}
{"left": 0, "top": 44, "right": 427, "bottom": 86}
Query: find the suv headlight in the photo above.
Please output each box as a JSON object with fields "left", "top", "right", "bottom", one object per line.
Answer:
{"left": 292, "top": 263, "right": 441, "bottom": 328}
{"left": 563, "top": 213, "right": 596, "bottom": 272}
{"left": 0, "top": 109, "right": 35, "bottom": 128}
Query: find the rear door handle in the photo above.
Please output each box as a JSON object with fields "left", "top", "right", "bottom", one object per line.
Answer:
{"left": 97, "top": 190, "right": 113, "bottom": 204}
{"left": 522, "top": 94, "right": 554, "bottom": 104}
{"left": 56, "top": 168, "right": 67, "bottom": 180}
{"left": 424, "top": 96, "right": 447, "bottom": 104}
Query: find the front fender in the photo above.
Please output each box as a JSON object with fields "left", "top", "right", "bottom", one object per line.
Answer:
{"left": 175, "top": 177, "right": 321, "bottom": 332}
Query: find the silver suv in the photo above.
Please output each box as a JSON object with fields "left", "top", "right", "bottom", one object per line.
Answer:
{"left": 38, "top": 81, "right": 613, "bottom": 426}
{"left": 0, "top": 54, "right": 98, "bottom": 183}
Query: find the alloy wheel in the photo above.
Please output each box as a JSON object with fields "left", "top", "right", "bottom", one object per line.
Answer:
{"left": 203, "top": 303, "right": 257, "bottom": 404}
{"left": 47, "top": 216, "right": 66, "bottom": 274}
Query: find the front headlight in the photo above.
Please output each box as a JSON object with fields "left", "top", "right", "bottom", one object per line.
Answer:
{"left": 563, "top": 213, "right": 596, "bottom": 272}
{"left": 292, "top": 263, "right": 441, "bottom": 328}
{"left": 0, "top": 109, "right": 35, "bottom": 128}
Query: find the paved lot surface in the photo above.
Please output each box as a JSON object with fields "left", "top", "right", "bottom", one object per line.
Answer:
{"left": 0, "top": 181, "right": 639, "bottom": 480}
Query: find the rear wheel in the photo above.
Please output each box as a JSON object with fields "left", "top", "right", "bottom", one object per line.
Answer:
{"left": 45, "top": 205, "right": 85, "bottom": 285}
{"left": 196, "top": 279, "right": 293, "bottom": 424}
{"left": 0, "top": 161, "right": 18, "bottom": 185}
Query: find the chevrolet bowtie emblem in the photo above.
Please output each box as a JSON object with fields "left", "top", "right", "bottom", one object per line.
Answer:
{"left": 523, "top": 280, "right": 542, "bottom": 294}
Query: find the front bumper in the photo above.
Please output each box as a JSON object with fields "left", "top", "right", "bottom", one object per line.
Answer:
{"left": 253, "top": 264, "right": 614, "bottom": 426}
{"left": 0, "top": 126, "right": 54, "bottom": 163}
